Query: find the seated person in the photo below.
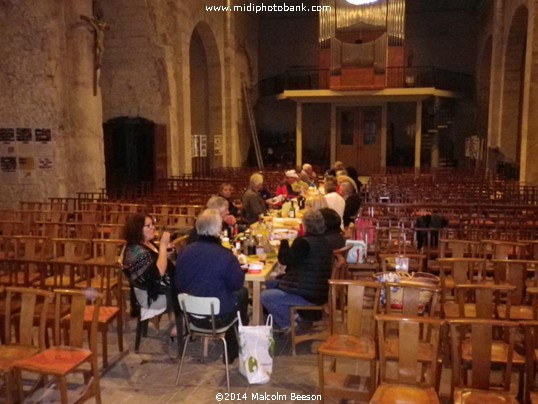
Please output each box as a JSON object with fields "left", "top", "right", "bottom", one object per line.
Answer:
{"left": 299, "top": 163, "right": 317, "bottom": 187}
{"left": 242, "top": 173, "right": 268, "bottom": 225}
{"left": 319, "top": 208, "right": 346, "bottom": 251}
{"left": 175, "top": 209, "right": 249, "bottom": 363}
{"left": 325, "top": 161, "right": 345, "bottom": 177}
{"left": 323, "top": 179, "right": 345, "bottom": 225}
{"left": 345, "top": 165, "right": 362, "bottom": 191}
{"left": 305, "top": 193, "right": 328, "bottom": 211}
{"left": 275, "top": 169, "right": 307, "bottom": 201}
{"left": 218, "top": 182, "right": 242, "bottom": 218}
{"left": 339, "top": 181, "right": 362, "bottom": 227}
{"left": 187, "top": 196, "right": 236, "bottom": 244}
{"left": 123, "top": 213, "right": 178, "bottom": 336}
{"left": 260, "top": 210, "right": 333, "bottom": 330}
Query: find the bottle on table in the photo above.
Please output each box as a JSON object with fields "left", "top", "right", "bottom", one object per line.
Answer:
{"left": 288, "top": 201, "right": 296, "bottom": 218}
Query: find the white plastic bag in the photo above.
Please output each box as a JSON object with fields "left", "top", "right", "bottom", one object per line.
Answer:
{"left": 237, "top": 313, "right": 274, "bottom": 384}
{"left": 345, "top": 239, "right": 367, "bottom": 264}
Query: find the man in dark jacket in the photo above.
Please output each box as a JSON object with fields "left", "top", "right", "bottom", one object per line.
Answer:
{"left": 260, "top": 210, "right": 333, "bottom": 329}
{"left": 175, "top": 208, "right": 248, "bottom": 362}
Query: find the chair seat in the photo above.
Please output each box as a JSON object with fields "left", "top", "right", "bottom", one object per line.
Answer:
{"left": 0, "top": 270, "right": 41, "bottom": 286}
{"left": 0, "top": 345, "right": 39, "bottom": 370}
{"left": 497, "top": 304, "right": 533, "bottom": 320}
{"left": 75, "top": 275, "right": 118, "bottom": 290}
{"left": 42, "top": 275, "right": 80, "bottom": 287}
{"left": 62, "top": 306, "right": 119, "bottom": 327}
{"left": 453, "top": 387, "right": 518, "bottom": 403}
{"left": 14, "top": 346, "right": 92, "bottom": 376}
{"left": 461, "top": 340, "right": 525, "bottom": 365}
{"left": 370, "top": 382, "right": 440, "bottom": 403}
{"left": 190, "top": 320, "right": 236, "bottom": 335}
{"left": 384, "top": 337, "right": 436, "bottom": 362}
{"left": 318, "top": 334, "right": 376, "bottom": 360}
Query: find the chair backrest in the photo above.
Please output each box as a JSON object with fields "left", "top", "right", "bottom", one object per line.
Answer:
{"left": 449, "top": 318, "right": 518, "bottom": 392}
{"left": 482, "top": 240, "right": 528, "bottom": 260}
{"left": 492, "top": 259, "right": 538, "bottom": 305}
{"left": 4, "top": 286, "right": 54, "bottom": 349}
{"left": 331, "top": 246, "right": 351, "bottom": 279}
{"left": 178, "top": 293, "right": 221, "bottom": 316}
{"left": 437, "top": 257, "right": 486, "bottom": 285}
{"left": 327, "top": 279, "right": 381, "bottom": 337}
{"left": 453, "top": 283, "right": 515, "bottom": 318}
{"left": 376, "top": 314, "right": 444, "bottom": 387}
{"left": 54, "top": 288, "right": 102, "bottom": 352}
{"left": 522, "top": 320, "right": 538, "bottom": 402}
{"left": 438, "top": 238, "right": 482, "bottom": 259}
{"left": 379, "top": 253, "right": 427, "bottom": 272}
{"left": 384, "top": 281, "right": 441, "bottom": 317}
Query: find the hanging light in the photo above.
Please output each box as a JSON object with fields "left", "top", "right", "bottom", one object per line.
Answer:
{"left": 345, "top": 0, "right": 379, "bottom": 5}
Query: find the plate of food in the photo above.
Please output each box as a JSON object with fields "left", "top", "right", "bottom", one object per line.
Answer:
{"left": 271, "top": 228, "right": 298, "bottom": 240}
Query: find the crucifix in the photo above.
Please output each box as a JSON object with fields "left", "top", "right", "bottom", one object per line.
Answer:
{"left": 80, "top": 1, "right": 109, "bottom": 95}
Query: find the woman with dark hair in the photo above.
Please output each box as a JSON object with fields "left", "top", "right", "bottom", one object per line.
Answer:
{"left": 260, "top": 210, "right": 333, "bottom": 330}
{"left": 319, "top": 208, "right": 346, "bottom": 251}
{"left": 123, "top": 213, "right": 177, "bottom": 336}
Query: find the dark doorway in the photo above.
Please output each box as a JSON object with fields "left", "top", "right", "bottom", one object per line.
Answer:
{"left": 103, "top": 117, "right": 155, "bottom": 196}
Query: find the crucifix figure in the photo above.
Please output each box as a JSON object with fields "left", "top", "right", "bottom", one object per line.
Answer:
{"left": 80, "top": 4, "right": 109, "bottom": 95}
{"left": 81, "top": 14, "right": 109, "bottom": 69}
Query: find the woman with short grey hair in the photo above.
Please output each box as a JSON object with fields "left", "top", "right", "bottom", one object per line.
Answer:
{"left": 261, "top": 209, "right": 334, "bottom": 330}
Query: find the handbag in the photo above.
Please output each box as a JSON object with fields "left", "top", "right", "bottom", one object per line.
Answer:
{"left": 237, "top": 313, "right": 274, "bottom": 384}
{"left": 345, "top": 239, "right": 367, "bottom": 264}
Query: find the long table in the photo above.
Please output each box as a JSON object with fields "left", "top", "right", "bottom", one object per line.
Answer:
{"left": 244, "top": 257, "right": 277, "bottom": 325}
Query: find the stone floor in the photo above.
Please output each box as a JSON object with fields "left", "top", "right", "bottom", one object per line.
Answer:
{"left": 16, "top": 316, "right": 522, "bottom": 404}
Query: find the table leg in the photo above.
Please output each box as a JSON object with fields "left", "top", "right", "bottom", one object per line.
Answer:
{"left": 252, "top": 282, "right": 262, "bottom": 326}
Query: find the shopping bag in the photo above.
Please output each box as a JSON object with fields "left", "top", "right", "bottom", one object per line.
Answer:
{"left": 345, "top": 239, "right": 367, "bottom": 264}
{"left": 237, "top": 313, "right": 274, "bottom": 384}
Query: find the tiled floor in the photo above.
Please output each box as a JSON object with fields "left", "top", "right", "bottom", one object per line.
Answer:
{"left": 19, "top": 316, "right": 521, "bottom": 403}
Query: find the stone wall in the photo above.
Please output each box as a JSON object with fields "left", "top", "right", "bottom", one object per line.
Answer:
{"left": 0, "top": 0, "right": 105, "bottom": 208}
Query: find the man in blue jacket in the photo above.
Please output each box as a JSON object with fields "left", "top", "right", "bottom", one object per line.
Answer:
{"left": 175, "top": 209, "right": 249, "bottom": 363}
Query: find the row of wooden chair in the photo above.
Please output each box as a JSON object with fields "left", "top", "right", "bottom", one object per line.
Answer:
{"left": 0, "top": 286, "right": 102, "bottom": 403}
{"left": 316, "top": 279, "right": 538, "bottom": 403}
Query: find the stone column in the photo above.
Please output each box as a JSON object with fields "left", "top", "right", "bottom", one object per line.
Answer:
{"left": 63, "top": 0, "right": 106, "bottom": 194}
{"left": 524, "top": 0, "right": 538, "bottom": 185}
{"left": 296, "top": 102, "right": 303, "bottom": 167}
{"left": 414, "top": 101, "right": 423, "bottom": 169}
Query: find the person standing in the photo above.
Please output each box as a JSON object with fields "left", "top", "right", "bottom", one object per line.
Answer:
{"left": 242, "top": 173, "right": 268, "bottom": 225}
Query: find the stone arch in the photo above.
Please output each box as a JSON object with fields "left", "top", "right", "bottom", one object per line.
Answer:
{"left": 189, "top": 21, "right": 222, "bottom": 174}
{"left": 500, "top": 5, "right": 528, "bottom": 172}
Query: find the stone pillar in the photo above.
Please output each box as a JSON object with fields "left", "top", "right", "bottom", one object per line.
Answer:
{"left": 330, "top": 104, "right": 337, "bottom": 166}
{"left": 296, "top": 102, "right": 303, "bottom": 167}
{"left": 380, "top": 102, "right": 387, "bottom": 168}
{"left": 63, "top": 0, "right": 106, "bottom": 194}
{"left": 414, "top": 101, "right": 423, "bottom": 169}
{"left": 431, "top": 130, "right": 439, "bottom": 168}
{"left": 523, "top": 0, "right": 538, "bottom": 185}
{"left": 487, "top": 0, "right": 505, "bottom": 165}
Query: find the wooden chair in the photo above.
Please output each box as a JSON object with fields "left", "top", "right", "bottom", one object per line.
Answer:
{"left": 0, "top": 287, "right": 54, "bottom": 403}
{"left": 0, "top": 259, "right": 44, "bottom": 287}
{"left": 14, "top": 289, "right": 103, "bottom": 404}
{"left": 317, "top": 279, "right": 381, "bottom": 402}
{"left": 522, "top": 320, "right": 538, "bottom": 403}
{"left": 371, "top": 315, "right": 445, "bottom": 404}
{"left": 383, "top": 281, "right": 441, "bottom": 318}
{"left": 86, "top": 239, "right": 125, "bottom": 265}
{"left": 290, "top": 245, "right": 351, "bottom": 355}
{"left": 482, "top": 239, "right": 529, "bottom": 260}
{"left": 443, "top": 283, "right": 515, "bottom": 319}
{"left": 13, "top": 235, "right": 51, "bottom": 260}
{"left": 438, "top": 238, "right": 482, "bottom": 259}
{"left": 437, "top": 258, "right": 487, "bottom": 306}
{"left": 493, "top": 259, "right": 538, "bottom": 320}
{"left": 74, "top": 263, "right": 126, "bottom": 369}
{"left": 449, "top": 318, "right": 520, "bottom": 403}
